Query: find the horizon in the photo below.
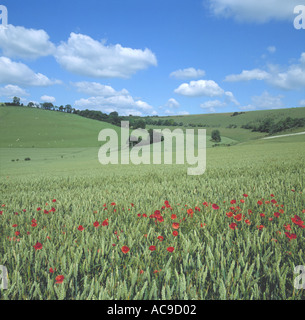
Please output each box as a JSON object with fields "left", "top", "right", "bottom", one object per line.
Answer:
{"left": 0, "top": 0, "right": 305, "bottom": 117}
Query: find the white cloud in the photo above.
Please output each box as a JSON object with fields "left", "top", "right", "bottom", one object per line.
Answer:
{"left": 170, "top": 67, "right": 205, "bottom": 79}
{"left": 225, "top": 91, "right": 240, "bottom": 106}
{"left": 72, "top": 81, "right": 129, "bottom": 97}
{"left": 208, "top": 0, "right": 301, "bottom": 23}
{"left": 200, "top": 100, "right": 226, "bottom": 109}
{"left": 0, "top": 24, "right": 55, "bottom": 59}
{"left": 225, "top": 52, "right": 305, "bottom": 91}
{"left": 74, "top": 94, "right": 155, "bottom": 116}
{"left": 0, "top": 84, "right": 29, "bottom": 98}
{"left": 41, "top": 95, "right": 56, "bottom": 103}
{"left": 240, "top": 91, "right": 284, "bottom": 111}
{"left": 55, "top": 32, "right": 157, "bottom": 78}
{"left": 267, "top": 46, "right": 276, "bottom": 54}
{"left": 225, "top": 69, "right": 270, "bottom": 82}
{"left": 174, "top": 79, "right": 225, "bottom": 97}
{"left": 177, "top": 111, "right": 190, "bottom": 115}
{"left": 0, "top": 56, "right": 61, "bottom": 87}
{"left": 299, "top": 99, "right": 305, "bottom": 107}
{"left": 165, "top": 98, "right": 180, "bottom": 109}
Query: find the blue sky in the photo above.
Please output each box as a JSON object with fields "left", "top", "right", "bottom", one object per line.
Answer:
{"left": 0, "top": 0, "right": 304, "bottom": 116}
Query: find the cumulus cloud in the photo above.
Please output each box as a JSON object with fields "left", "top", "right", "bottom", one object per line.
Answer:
{"left": 0, "top": 24, "right": 55, "bottom": 59}
{"left": 225, "top": 69, "right": 270, "bottom": 82}
{"left": 0, "top": 84, "right": 29, "bottom": 98}
{"left": 170, "top": 67, "right": 205, "bottom": 79}
{"left": 0, "top": 56, "right": 61, "bottom": 87}
{"left": 55, "top": 33, "right": 157, "bottom": 78}
{"left": 174, "top": 79, "right": 225, "bottom": 97}
{"left": 165, "top": 98, "right": 180, "bottom": 109}
{"left": 74, "top": 92, "right": 155, "bottom": 117}
{"left": 207, "top": 0, "right": 301, "bottom": 23}
{"left": 72, "top": 81, "right": 129, "bottom": 97}
{"left": 299, "top": 99, "right": 305, "bottom": 107}
{"left": 224, "top": 52, "right": 305, "bottom": 91}
{"left": 41, "top": 95, "right": 56, "bottom": 103}
{"left": 240, "top": 91, "right": 284, "bottom": 111}
{"left": 200, "top": 99, "right": 227, "bottom": 113}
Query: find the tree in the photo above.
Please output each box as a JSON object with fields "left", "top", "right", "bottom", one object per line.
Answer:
{"left": 133, "top": 119, "right": 146, "bottom": 129}
{"left": 65, "top": 104, "right": 72, "bottom": 113}
{"left": 211, "top": 129, "right": 221, "bottom": 142}
{"left": 13, "top": 97, "right": 20, "bottom": 106}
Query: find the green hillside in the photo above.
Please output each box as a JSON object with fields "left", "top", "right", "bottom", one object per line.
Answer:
{"left": 0, "top": 106, "right": 120, "bottom": 148}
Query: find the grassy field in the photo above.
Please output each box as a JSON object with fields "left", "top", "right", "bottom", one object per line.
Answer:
{"left": 0, "top": 106, "right": 305, "bottom": 300}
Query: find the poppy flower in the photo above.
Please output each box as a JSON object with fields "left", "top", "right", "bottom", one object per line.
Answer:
{"left": 140, "top": 269, "right": 144, "bottom": 274}
{"left": 257, "top": 225, "right": 264, "bottom": 230}
{"left": 121, "top": 246, "right": 130, "bottom": 254}
{"left": 55, "top": 275, "right": 64, "bottom": 284}
{"left": 187, "top": 208, "right": 194, "bottom": 217}
{"left": 93, "top": 221, "right": 99, "bottom": 228}
{"left": 229, "top": 223, "right": 237, "bottom": 230}
{"left": 102, "top": 219, "right": 109, "bottom": 226}
{"left": 270, "top": 194, "right": 275, "bottom": 197}
{"left": 230, "top": 200, "right": 236, "bottom": 204}
{"left": 240, "top": 199, "right": 245, "bottom": 203}
{"left": 171, "top": 214, "right": 177, "bottom": 220}
{"left": 212, "top": 204, "right": 219, "bottom": 210}
{"left": 37, "top": 207, "right": 41, "bottom": 211}
{"left": 243, "top": 194, "right": 248, "bottom": 197}
{"left": 260, "top": 213, "right": 265, "bottom": 217}
{"left": 274, "top": 212, "right": 280, "bottom": 218}
{"left": 173, "top": 231, "right": 178, "bottom": 236}
{"left": 31, "top": 222, "right": 37, "bottom": 227}
{"left": 244, "top": 219, "right": 251, "bottom": 225}
{"left": 157, "top": 236, "right": 164, "bottom": 241}
{"left": 226, "top": 211, "right": 233, "bottom": 218}
{"left": 167, "top": 247, "right": 175, "bottom": 252}
{"left": 111, "top": 202, "right": 116, "bottom": 206}
{"left": 15, "top": 231, "right": 20, "bottom": 236}
{"left": 257, "top": 201, "right": 263, "bottom": 205}
{"left": 172, "top": 222, "right": 180, "bottom": 229}
{"left": 142, "top": 214, "right": 147, "bottom": 218}
{"left": 49, "top": 267, "right": 56, "bottom": 273}
{"left": 234, "top": 214, "right": 242, "bottom": 222}
{"left": 271, "top": 199, "right": 277, "bottom": 204}
{"left": 149, "top": 245, "right": 156, "bottom": 251}
{"left": 33, "top": 242, "right": 43, "bottom": 250}
{"left": 285, "top": 232, "right": 297, "bottom": 240}
{"left": 52, "top": 199, "right": 56, "bottom": 203}
{"left": 78, "top": 225, "right": 84, "bottom": 231}
{"left": 284, "top": 224, "right": 291, "bottom": 231}
{"left": 12, "top": 224, "right": 17, "bottom": 227}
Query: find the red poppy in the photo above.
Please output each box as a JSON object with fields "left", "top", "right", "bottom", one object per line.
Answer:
{"left": 49, "top": 267, "right": 55, "bottom": 273}
{"left": 257, "top": 225, "right": 264, "bottom": 230}
{"left": 33, "top": 242, "right": 43, "bottom": 250}
{"left": 142, "top": 214, "right": 147, "bottom": 218}
{"left": 230, "top": 199, "right": 236, "bottom": 204}
{"left": 173, "top": 231, "right": 178, "bottom": 236}
{"left": 171, "top": 214, "right": 177, "bottom": 220}
{"left": 285, "top": 232, "right": 297, "bottom": 240}
{"left": 229, "top": 223, "right": 237, "bottom": 230}
{"left": 149, "top": 245, "right": 156, "bottom": 251}
{"left": 187, "top": 208, "right": 194, "bottom": 217}
{"left": 271, "top": 199, "right": 277, "bottom": 204}
{"left": 121, "top": 246, "right": 130, "bottom": 254}
{"left": 244, "top": 219, "right": 251, "bottom": 225}
{"left": 12, "top": 224, "right": 17, "bottom": 227}
{"left": 102, "top": 219, "right": 109, "bottom": 226}
{"left": 15, "top": 231, "right": 20, "bottom": 236}
{"left": 111, "top": 202, "right": 116, "bottom": 206}
{"left": 31, "top": 222, "right": 37, "bottom": 227}
{"left": 37, "top": 207, "right": 41, "bottom": 211}
{"left": 260, "top": 213, "right": 265, "bottom": 217}
{"left": 172, "top": 222, "right": 180, "bottom": 229}
{"left": 167, "top": 247, "right": 174, "bottom": 252}
{"left": 55, "top": 275, "right": 64, "bottom": 284}
{"left": 234, "top": 214, "right": 242, "bottom": 222}
{"left": 284, "top": 224, "right": 291, "bottom": 231}
{"left": 274, "top": 212, "right": 280, "bottom": 218}
{"left": 78, "top": 225, "right": 84, "bottom": 231}
{"left": 243, "top": 194, "right": 248, "bottom": 197}
{"left": 212, "top": 204, "right": 219, "bottom": 210}
{"left": 52, "top": 199, "right": 56, "bottom": 202}
{"left": 226, "top": 211, "right": 233, "bottom": 218}
{"left": 257, "top": 201, "right": 263, "bottom": 205}
{"left": 157, "top": 236, "right": 164, "bottom": 241}
{"left": 140, "top": 269, "right": 144, "bottom": 274}
{"left": 93, "top": 221, "right": 99, "bottom": 228}
{"left": 270, "top": 194, "right": 275, "bottom": 197}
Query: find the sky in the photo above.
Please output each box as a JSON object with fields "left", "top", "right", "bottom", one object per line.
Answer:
{"left": 0, "top": 0, "right": 304, "bottom": 116}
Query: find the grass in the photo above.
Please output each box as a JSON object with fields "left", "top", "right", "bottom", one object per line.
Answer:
{"left": 0, "top": 106, "right": 305, "bottom": 299}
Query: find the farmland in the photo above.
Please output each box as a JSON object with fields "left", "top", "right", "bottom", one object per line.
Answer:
{"left": 0, "top": 106, "right": 305, "bottom": 299}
